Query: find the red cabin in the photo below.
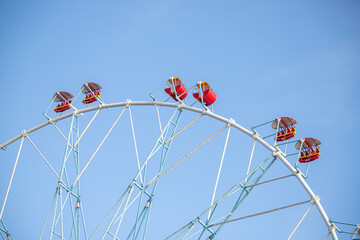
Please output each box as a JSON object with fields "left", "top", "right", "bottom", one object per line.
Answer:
{"left": 82, "top": 82, "right": 102, "bottom": 104}
{"left": 53, "top": 91, "right": 73, "bottom": 113}
{"left": 295, "top": 138, "right": 321, "bottom": 163}
{"left": 272, "top": 117, "right": 297, "bottom": 142}
{"left": 164, "top": 77, "right": 188, "bottom": 101}
{"left": 193, "top": 82, "right": 217, "bottom": 106}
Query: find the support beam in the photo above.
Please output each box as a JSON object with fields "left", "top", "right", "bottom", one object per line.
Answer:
{"left": 207, "top": 125, "right": 231, "bottom": 221}
{"left": 72, "top": 107, "right": 127, "bottom": 188}
{"left": 0, "top": 135, "right": 25, "bottom": 221}
{"left": 210, "top": 200, "right": 311, "bottom": 227}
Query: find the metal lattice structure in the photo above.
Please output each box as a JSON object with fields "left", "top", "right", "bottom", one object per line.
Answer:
{"left": 0, "top": 100, "right": 340, "bottom": 239}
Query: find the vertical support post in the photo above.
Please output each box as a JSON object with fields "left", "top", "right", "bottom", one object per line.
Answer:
{"left": 131, "top": 107, "right": 183, "bottom": 240}
{"left": 44, "top": 113, "right": 87, "bottom": 240}
{"left": 94, "top": 107, "right": 182, "bottom": 240}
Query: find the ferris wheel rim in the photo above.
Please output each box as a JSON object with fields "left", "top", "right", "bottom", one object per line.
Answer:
{"left": 0, "top": 100, "right": 338, "bottom": 239}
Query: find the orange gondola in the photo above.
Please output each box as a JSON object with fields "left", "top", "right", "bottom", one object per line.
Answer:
{"left": 53, "top": 91, "right": 73, "bottom": 113}
{"left": 82, "top": 82, "right": 102, "bottom": 104}
{"left": 164, "top": 77, "right": 188, "bottom": 101}
{"left": 295, "top": 138, "right": 321, "bottom": 163}
{"left": 193, "top": 82, "right": 217, "bottom": 106}
{"left": 272, "top": 117, "right": 297, "bottom": 142}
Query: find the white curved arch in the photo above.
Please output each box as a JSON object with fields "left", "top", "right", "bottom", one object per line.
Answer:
{"left": 0, "top": 101, "right": 338, "bottom": 239}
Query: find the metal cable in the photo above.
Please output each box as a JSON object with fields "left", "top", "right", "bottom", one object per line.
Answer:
{"left": 74, "top": 108, "right": 100, "bottom": 147}
{"left": 72, "top": 106, "right": 127, "bottom": 188}
{"left": 246, "top": 174, "right": 295, "bottom": 188}
{"left": 0, "top": 136, "right": 25, "bottom": 221}
{"left": 51, "top": 122, "right": 67, "bottom": 142}
{"left": 25, "top": 135, "right": 60, "bottom": 180}
{"left": 246, "top": 139, "right": 257, "bottom": 175}
{"left": 155, "top": 104, "right": 163, "bottom": 136}
{"left": 287, "top": 202, "right": 314, "bottom": 239}
{"left": 210, "top": 200, "right": 311, "bottom": 227}
{"left": 128, "top": 106, "right": 143, "bottom": 185}
{"left": 165, "top": 111, "right": 205, "bottom": 144}
{"left": 207, "top": 126, "right": 231, "bottom": 220}
{"left": 147, "top": 125, "right": 228, "bottom": 188}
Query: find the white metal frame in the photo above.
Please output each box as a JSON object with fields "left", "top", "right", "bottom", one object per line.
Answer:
{"left": 0, "top": 101, "right": 338, "bottom": 240}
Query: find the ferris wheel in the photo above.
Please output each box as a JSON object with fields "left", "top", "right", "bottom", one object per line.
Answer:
{"left": 0, "top": 78, "right": 346, "bottom": 239}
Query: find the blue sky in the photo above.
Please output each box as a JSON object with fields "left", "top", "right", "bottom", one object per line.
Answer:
{"left": 0, "top": 1, "right": 359, "bottom": 239}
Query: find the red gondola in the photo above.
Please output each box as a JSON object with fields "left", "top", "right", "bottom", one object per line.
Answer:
{"left": 272, "top": 117, "right": 297, "bottom": 142}
{"left": 193, "top": 82, "right": 217, "bottom": 106}
{"left": 164, "top": 77, "right": 188, "bottom": 101}
{"left": 53, "top": 91, "right": 73, "bottom": 113}
{"left": 295, "top": 138, "right": 321, "bottom": 163}
{"left": 81, "top": 82, "right": 102, "bottom": 104}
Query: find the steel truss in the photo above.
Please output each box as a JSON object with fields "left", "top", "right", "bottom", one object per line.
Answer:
{"left": 90, "top": 107, "right": 183, "bottom": 240}
{"left": 165, "top": 155, "right": 277, "bottom": 240}
{"left": 0, "top": 219, "right": 12, "bottom": 240}
{"left": 40, "top": 114, "right": 88, "bottom": 240}
{"left": 0, "top": 101, "right": 339, "bottom": 240}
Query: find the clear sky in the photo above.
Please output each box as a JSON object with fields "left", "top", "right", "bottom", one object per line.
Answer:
{"left": 0, "top": 1, "right": 359, "bottom": 239}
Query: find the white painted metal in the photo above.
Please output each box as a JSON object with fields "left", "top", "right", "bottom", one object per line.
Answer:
{"left": 25, "top": 135, "right": 60, "bottom": 180}
{"left": 128, "top": 106, "right": 143, "bottom": 185}
{"left": 74, "top": 108, "right": 100, "bottom": 147}
{"left": 207, "top": 125, "right": 231, "bottom": 221}
{"left": 0, "top": 136, "right": 25, "bottom": 221}
{"left": 287, "top": 201, "right": 314, "bottom": 239}
{"left": 71, "top": 106, "right": 127, "bottom": 188}
{"left": 246, "top": 138, "right": 257, "bottom": 176}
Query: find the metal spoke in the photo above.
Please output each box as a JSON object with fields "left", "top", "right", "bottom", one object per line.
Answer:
{"left": 287, "top": 201, "right": 314, "bottom": 239}
{"left": 100, "top": 188, "right": 134, "bottom": 240}
{"left": 209, "top": 200, "right": 312, "bottom": 227}
{"left": 165, "top": 111, "right": 205, "bottom": 144}
{"left": 246, "top": 174, "right": 295, "bottom": 188}
{"left": 25, "top": 135, "right": 61, "bottom": 180}
{"left": 40, "top": 189, "right": 58, "bottom": 239}
{"left": 95, "top": 107, "right": 182, "bottom": 240}
{"left": 51, "top": 122, "right": 68, "bottom": 142}
{"left": 246, "top": 138, "right": 257, "bottom": 175}
{"left": 89, "top": 186, "right": 131, "bottom": 240}
{"left": 129, "top": 106, "right": 143, "bottom": 185}
{"left": 74, "top": 108, "right": 100, "bottom": 147}
{"left": 155, "top": 103, "right": 163, "bottom": 136}
{"left": 165, "top": 154, "right": 276, "bottom": 239}
{"left": 0, "top": 101, "right": 339, "bottom": 240}
{"left": 72, "top": 106, "right": 127, "bottom": 188}
{"left": 45, "top": 113, "right": 87, "bottom": 240}
{"left": 113, "top": 188, "right": 134, "bottom": 240}
{"left": 147, "top": 124, "right": 228, "bottom": 188}
{"left": 0, "top": 135, "right": 25, "bottom": 221}
{"left": 207, "top": 125, "right": 231, "bottom": 221}
{"left": 49, "top": 187, "right": 60, "bottom": 240}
